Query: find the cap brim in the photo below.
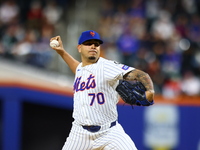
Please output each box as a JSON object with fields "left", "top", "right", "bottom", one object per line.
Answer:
{"left": 81, "top": 39, "right": 103, "bottom": 44}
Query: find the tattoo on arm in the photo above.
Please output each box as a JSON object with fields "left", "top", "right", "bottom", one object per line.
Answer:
{"left": 124, "top": 69, "right": 154, "bottom": 92}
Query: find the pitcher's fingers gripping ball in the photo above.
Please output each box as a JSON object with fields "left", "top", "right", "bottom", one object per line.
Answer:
{"left": 50, "top": 39, "right": 60, "bottom": 47}
{"left": 49, "top": 36, "right": 65, "bottom": 53}
{"left": 116, "top": 80, "right": 154, "bottom": 106}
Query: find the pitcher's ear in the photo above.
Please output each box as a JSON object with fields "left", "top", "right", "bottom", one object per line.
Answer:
{"left": 77, "top": 45, "right": 81, "bottom": 53}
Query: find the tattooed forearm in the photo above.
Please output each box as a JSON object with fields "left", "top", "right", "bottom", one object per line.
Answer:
{"left": 124, "top": 69, "right": 155, "bottom": 101}
{"left": 124, "top": 69, "right": 154, "bottom": 92}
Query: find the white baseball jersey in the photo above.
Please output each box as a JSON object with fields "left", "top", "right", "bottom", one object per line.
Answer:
{"left": 73, "top": 57, "right": 135, "bottom": 126}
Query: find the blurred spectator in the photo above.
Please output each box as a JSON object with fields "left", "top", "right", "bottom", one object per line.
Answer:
{"left": 26, "top": 1, "right": 43, "bottom": 30}
{"left": 145, "top": 0, "right": 160, "bottom": 30}
{"left": 147, "top": 59, "right": 166, "bottom": 94}
{"left": 151, "top": 10, "right": 175, "bottom": 41}
{"left": 0, "top": 0, "right": 19, "bottom": 37}
{"left": 12, "top": 29, "right": 38, "bottom": 63}
{"left": 107, "top": 4, "right": 128, "bottom": 42}
{"left": 162, "top": 77, "right": 181, "bottom": 98}
{"left": 100, "top": 0, "right": 115, "bottom": 18}
{"left": 127, "top": 0, "right": 145, "bottom": 19}
{"left": 161, "top": 43, "right": 182, "bottom": 77}
{"left": 151, "top": 41, "right": 165, "bottom": 62}
{"left": 13, "top": 25, "right": 54, "bottom": 68}
{"left": 181, "top": 44, "right": 197, "bottom": 75}
{"left": 174, "top": 14, "right": 189, "bottom": 38}
{"left": 42, "top": 0, "right": 63, "bottom": 25}
{"left": 102, "top": 43, "right": 120, "bottom": 62}
{"left": 0, "top": 0, "right": 19, "bottom": 25}
{"left": 180, "top": 71, "right": 200, "bottom": 96}
{"left": 33, "top": 24, "right": 54, "bottom": 68}
{"left": 182, "top": 0, "right": 197, "bottom": 14}
{"left": 193, "top": 49, "right": 200, "bottom": 75}
{"left": 187, "top": 14, "right": 200, "bottom": 44}
{"left": 134, "top": 47, "right": 148, "bottom": 71}
{"left": 1, "top": 24, "right": 19, "bottom": 59}
{"left": 116, "top": 27, "right": 140, "bottom": 66}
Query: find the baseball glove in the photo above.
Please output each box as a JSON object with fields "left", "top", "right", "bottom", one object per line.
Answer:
{"left": 116, "top": 80, "right": 154, "bottom": 106}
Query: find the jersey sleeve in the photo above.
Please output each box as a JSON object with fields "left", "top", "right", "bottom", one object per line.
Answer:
{"left": 104, "top": 60, "right": 135, "bottom": 81}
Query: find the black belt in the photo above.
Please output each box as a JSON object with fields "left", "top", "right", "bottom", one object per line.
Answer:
{"left": 82, "top": 121, "right": 116, "bottom": 132}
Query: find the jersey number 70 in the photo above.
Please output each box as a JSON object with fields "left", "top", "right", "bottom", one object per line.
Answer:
{"left": 88, "top": 93, "right": 105, "bottom": 106}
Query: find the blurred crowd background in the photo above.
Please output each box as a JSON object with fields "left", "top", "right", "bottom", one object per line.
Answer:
{"left": 0, "top": 0, "right": 200, "bottom": 98}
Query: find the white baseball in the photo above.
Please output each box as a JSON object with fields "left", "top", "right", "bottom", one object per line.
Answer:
{"left": 50, "top": 40, "right": 60, "bottom": 47}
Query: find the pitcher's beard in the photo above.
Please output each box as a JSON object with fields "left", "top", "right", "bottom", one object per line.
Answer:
{"left": 88, "top": 56, "right": 96, "bottom": 60}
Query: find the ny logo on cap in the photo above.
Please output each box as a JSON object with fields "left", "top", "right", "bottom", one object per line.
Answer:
{"left": 90, "top": 31, "right": 95, "bottom": 37}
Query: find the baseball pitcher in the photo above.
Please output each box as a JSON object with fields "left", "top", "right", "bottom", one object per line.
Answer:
{"left": 50, "top": 30, "right": 154, "bottom": 150}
